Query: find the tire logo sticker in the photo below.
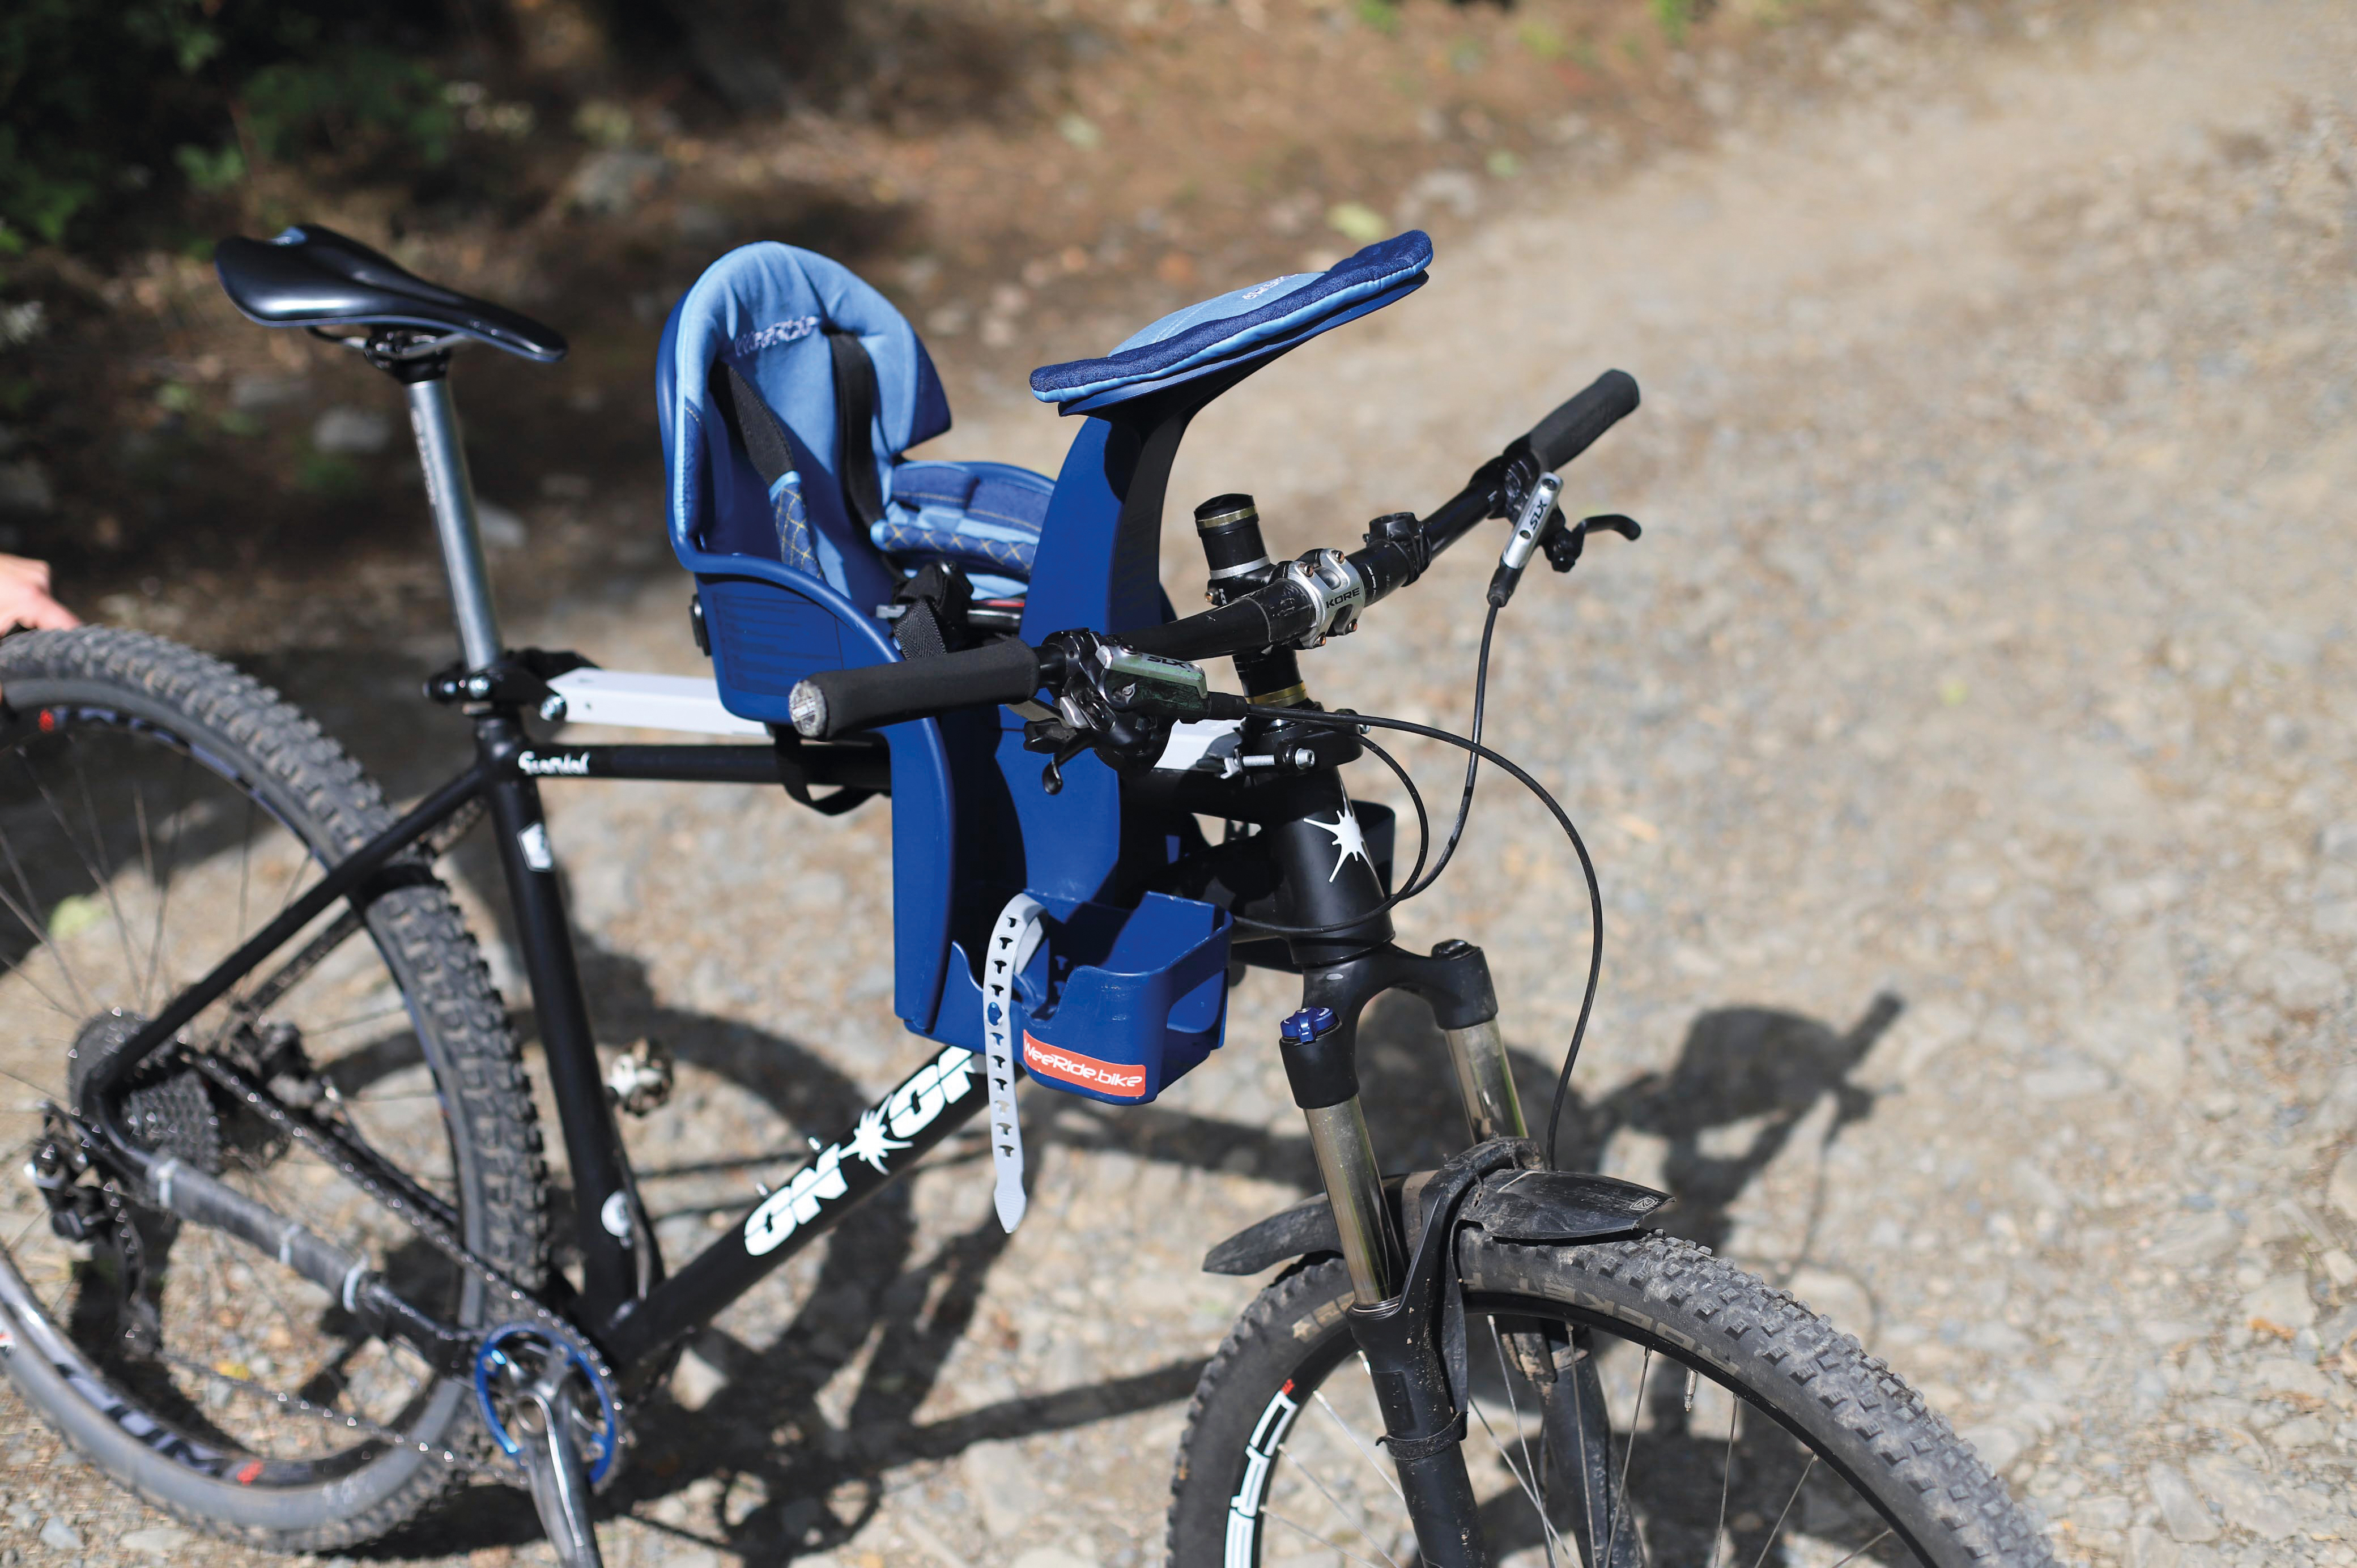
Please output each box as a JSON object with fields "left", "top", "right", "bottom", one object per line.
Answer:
{"left": 1227, "top": 1379, "right": 1301, "bottom": 1567}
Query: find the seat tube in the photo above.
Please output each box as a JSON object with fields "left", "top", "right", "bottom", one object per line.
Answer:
{"left": 405, "top": 372, "right": 504, "bottom": 668}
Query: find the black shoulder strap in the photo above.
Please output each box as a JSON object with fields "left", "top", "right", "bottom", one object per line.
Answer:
{"left": 707, "top": 360, "right": 797, "bottom": 489}
{"left": 826, "top": 329, "right": 886, "bottom": 530}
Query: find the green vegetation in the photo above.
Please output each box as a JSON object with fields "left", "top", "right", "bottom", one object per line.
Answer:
{"left": 1355, "top": 1, "right": 1403, "bottom": 38}
{"left": 0, "top": 0, "right": 456, "bottom": 256}
{"left": 1651, "top": 0, "right": 1702, "bottom": 46}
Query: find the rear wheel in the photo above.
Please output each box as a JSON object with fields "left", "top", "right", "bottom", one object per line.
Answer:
{"left": 1168, "top": 1234, "right": 2054, "bottom": 1567}
{"left": 0, "top": 628, "right": 546, "bottom": 1550}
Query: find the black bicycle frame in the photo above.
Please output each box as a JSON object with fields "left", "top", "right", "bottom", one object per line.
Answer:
{"left": 65, "top": 692, "right": 965, "bottom": 1374}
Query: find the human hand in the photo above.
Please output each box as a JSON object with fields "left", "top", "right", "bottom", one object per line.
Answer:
{"left": 0, "top": 555, "right": 80, "bottom": 632}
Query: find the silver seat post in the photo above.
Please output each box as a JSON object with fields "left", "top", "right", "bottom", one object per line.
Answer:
{"left": 406, "top": 373, "right": 504, "bottom": 670}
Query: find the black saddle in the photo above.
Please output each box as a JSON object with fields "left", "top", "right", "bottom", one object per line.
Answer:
{"left": 214, "top": 224, "right": 567, "bottom": 363}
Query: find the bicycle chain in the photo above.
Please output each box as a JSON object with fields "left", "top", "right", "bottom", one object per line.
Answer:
{"left": 159, "top": 1350, "right": 508, "bottom": 1480}
{"left": 178, "top": 1052, "right": 622, "bottom": 1473}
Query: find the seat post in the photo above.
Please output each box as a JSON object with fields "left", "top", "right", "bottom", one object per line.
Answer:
{"left": 404, "top": 368, "right": 504, "bottom": 669}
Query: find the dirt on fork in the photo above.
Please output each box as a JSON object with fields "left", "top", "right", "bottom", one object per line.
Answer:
{"left": 1, "top": 2, "right": 2355, "bottom": 1567}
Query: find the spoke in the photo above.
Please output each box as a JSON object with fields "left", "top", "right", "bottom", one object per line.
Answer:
{"left": 0, "top": 1059, "right": 63, "bottom": 1103}
{"left": 0, "top": 825, "right": 93, "bottom": 1016}
{"left": 1599, "top": 1345, "right": 1654, "bottom": 1568}
{"left": 1745, "top": 1454, "right": 1816, "bottom": 1568}
{"left": 1263, "top": 1509, "right": 1396, "bottom": 1568}
{"left": 137, "top": 751, "right": 195, "bottom": 1015}
{"left": 1824, "top": 1527, "right": 1895, "bottom": 1568}
{"left": 305, "top": 1003, "right": 414, "bottom": 1039}
{"left": 63, "top": 736, "right": 146, "bottom": 999}
{"left": 1708, "top": 1373, "right": 1739, "bottom": 1568}
{"left": 235, "top": 797, "right": 253, "bottom": 950}
{"left": 1484, "top": 1321, "right": 1565, "bottom": 1568}
{"left": 1314, "top": 1385, "right": 1408, "bottom": 1506}
{"left": 1282, "top": 1448, "right": 1405, "bottom": 1568}
{"left": 1570, "top": 1339, "right": 1599, "bottom": 1563}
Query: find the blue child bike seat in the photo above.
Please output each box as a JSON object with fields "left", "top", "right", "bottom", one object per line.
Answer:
{"left": 658, "top": 243, "right": 1053, "bottom": 606}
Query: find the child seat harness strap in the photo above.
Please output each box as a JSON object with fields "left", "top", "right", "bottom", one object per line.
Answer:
{"left": 707, "top": 341, "right": 895, "bottom": 815}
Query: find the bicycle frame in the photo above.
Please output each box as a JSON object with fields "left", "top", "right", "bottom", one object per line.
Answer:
{"left": 60, "top": 352, "right": 1530, "bottom": 1564}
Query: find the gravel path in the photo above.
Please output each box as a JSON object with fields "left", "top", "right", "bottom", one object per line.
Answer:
{"left": 3, "top": 2, "right": 2354, "bottom": 1566}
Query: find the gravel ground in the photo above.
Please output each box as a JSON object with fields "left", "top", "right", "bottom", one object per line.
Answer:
{"left": 3, "top": 2, "right": 2355, "bottom": 1566}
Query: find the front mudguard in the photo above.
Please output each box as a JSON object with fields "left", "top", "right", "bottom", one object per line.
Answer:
{"left": 1201, "top": 1161, "right": 1669, "bottom": 1276}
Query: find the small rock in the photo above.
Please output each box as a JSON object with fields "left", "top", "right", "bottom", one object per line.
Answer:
{"left": 2125, "top": 1523, "right": 2179, "bottom": 1568}
{"left": 2070, "top": 1494, "right": 2132, "bottom": 1531}
{"left": 2239, "top": 946, "right": 2342, "bottom": 1014}
{"left": 1959, "top": 1422, "right": 2027, "bottom": 1472}
{"left": 2240, "top": 1273, "right": 2317, "bottom": 1335}
{"left": 2269, "top": 1413, "right": 2332, "bottom": 1448}
{"left": 2320, "top": 822, "right": 2357, "bottom": 862}
{"left": 2023, "top": 1059, "right": 2112, "bottom": 1100}
{"left": 539, "top": 472, "right": 592, "bottom": 500}
{"left": 2328, "top": 1147, "right": 2357, "bottom": 1219}
{"left": 2185, "top": 1453, "right": 2299, "bottom": 1540}
{"left": 962, "top": 1438, "right": 1044, "bottom": 1539}
{"left": 117, "top": 1527, "right": 190, "bottom": 1556}
{"left": 36, "top": 1520, "right": 79, "bottom": 1553}
{"left": 312, "top": 406, "right": 393, "bottom": 455}
{"left": 2146, "top": 1210, "right": 2240, "bottom": 1267}
{"left": 475, "top": 503, "right": 527, "bottom": 551}
{"left": 670, "top": 1346, "right": 726, "bottom": 1411}
{"left": 1011, "top": 1550, "right": 1099, "bottom": 1568}
{"left": 2248, "top": 1355, "right": 2333, "bottom": 1404}
{"left": 2146, "top": 1460, "right": 2218, "bottom": 1543}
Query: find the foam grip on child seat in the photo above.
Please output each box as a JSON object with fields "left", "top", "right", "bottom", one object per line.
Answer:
{"left": 789, "top": 639, "right": 1043, "bottom": 738}
{"left": 1526, "top": 369, "right": 1641, "bottom": 472}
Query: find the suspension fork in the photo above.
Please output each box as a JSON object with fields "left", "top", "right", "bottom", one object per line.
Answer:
{"left": 1267, "top": 786, "right": 1510, "bottom": 1567}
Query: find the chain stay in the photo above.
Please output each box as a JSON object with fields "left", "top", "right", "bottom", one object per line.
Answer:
{"left": 172, "top": 1053, "right": 621, "bottom": 1460}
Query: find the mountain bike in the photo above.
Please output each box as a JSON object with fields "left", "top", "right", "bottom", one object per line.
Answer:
{"left": 0, "top": 224, "right": 2052, "bottom": 1567}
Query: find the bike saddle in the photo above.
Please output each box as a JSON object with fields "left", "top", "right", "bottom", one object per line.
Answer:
{"left": 1028, "top": 229, "right": 1429, "bottom": 415}
{"left": 213, "top": 224, "right": 568, "bottom": 363}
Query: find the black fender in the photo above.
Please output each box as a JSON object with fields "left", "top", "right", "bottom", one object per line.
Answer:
{"left": 1202, "top": 1164, "right": 1669, "bottom": 1276}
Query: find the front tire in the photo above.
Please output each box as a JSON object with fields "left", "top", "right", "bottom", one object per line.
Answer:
{"left": 1168, "top": 1233, "right": 2054, "bottom": 1567}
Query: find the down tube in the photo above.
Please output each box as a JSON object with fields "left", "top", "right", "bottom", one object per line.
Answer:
{"left": 600, "top": 1041, "right": 992, "bottom": 1367}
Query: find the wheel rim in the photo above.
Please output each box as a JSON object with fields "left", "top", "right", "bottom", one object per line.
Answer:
{"left": 0, "top": 698, "right": 476, "bottom": 1485}
{"left": 1234, "top": 1290, "right": 1930, "bottom": 1568}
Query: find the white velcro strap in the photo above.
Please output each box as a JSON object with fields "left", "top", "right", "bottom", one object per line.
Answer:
{"left": 981, "top": 893, "right": 1046, "bottom": 1233}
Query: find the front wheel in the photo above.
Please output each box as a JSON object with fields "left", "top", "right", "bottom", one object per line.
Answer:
{"left": 1168, "top": 1233, "right": 2054, "bottom": 1567}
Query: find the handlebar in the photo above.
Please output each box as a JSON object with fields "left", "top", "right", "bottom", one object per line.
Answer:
{"left": 788, "top": 369, "right": 1640, "bottom": 739}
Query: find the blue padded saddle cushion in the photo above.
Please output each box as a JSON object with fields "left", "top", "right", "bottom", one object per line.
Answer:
{"left": 872, "top": 459, "right": 1052, "bottom": 600}
{"left": 1028, "top": 230, "right": 1432, "bottom": 406}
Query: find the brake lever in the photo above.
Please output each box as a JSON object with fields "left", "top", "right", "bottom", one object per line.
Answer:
{"left": 1540, "top": 512, "right": 1642, "bottom": 574}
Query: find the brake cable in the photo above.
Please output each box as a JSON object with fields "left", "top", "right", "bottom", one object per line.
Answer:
{"left": 1245, "top": 702, "right": 1605, "bottom": 1174}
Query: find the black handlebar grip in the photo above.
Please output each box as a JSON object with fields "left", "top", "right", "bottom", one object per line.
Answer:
{"left": 1526, "top": 369, "right": 1641, "bottom": 472}
{"left": 789, "top": 640, "right": 1041, "bottom": 738}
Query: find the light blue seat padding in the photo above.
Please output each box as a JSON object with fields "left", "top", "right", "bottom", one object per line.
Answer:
{"left": 658, "top": 242, "right": 953, "bottom": 607}
{"left": 873, "top": 459, "right": 1053, "bottom": 601}
{"left": 1028, "top": 231, "right": 1432, "bottom": 407}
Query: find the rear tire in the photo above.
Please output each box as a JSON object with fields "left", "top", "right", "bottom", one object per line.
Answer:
{"left": 0, "top": 628, "right": 547, "bottom": 1551}
{"left": 1168, "top": 1233, "right": 2054, "bottom": 1567}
